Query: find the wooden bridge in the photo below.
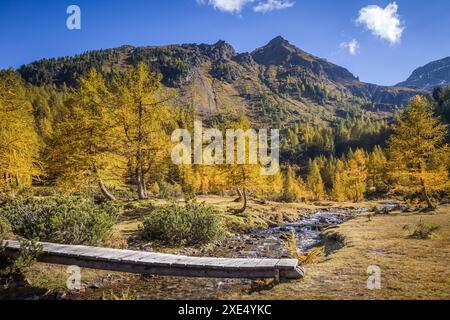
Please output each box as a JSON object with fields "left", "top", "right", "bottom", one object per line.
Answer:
{"left": 2, "top": 240, "right": 304, "bottom": 280}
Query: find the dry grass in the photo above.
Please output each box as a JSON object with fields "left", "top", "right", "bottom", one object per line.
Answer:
{"left": 298, "top": 247, "right": 325, "bottom": 265}
{"left": 103, "top": 288, "right": 139, "bottom": 300}
{"left": 282, "top": 231, "right": 324, "bottom": 265}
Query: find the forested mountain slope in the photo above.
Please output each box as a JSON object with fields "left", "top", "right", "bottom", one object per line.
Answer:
{"left": 17, "top": 36, "right": 422, "bottom": 126}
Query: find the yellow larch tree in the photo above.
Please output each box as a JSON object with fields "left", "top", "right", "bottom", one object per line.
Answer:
{"left": 367, "top": 145, "right": 389, "bottom": 194}
{"left": 331, "top": 159, "right": 347, "bottom": 202}
{"left": 48, "top": 69, "right": 124, "bottom": 200}
{"left": 112, "top": 62, "right": 176, "bottom": 200}
{"left": 222, "top": 114, "right": 266, "bottom": 214}
{"left": 388, "top": 96, "right": 449, "bottom": 209}
{"left": 282, "top": 165, "right": 307, "bottom": 202}
{"left": 344, "top": 148, "right": 368, "bottom": 202}
{"left": 0, "top": 70, "right": 41, "bottom": 195}
{"left": 306, "top": 159, "right": 325, "bottom": 201}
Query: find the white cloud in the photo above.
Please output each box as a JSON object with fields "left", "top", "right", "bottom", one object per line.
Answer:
{"left": 340, "top": 39, "right": 360, "bottom": 55}
{"left": 356, "top": 2, "right": 404, "bottom": 45}
{"left": 197, "top": 0, "right": 253, "bottom": 13}
{"left": 253, "top": 0, "right": 295, "bottom": 13}
{"left": 197, "top": 0, "right": 295, "bottom": 14}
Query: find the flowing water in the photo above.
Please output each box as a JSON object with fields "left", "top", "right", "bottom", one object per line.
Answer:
{"left": 211, "top": 209, "right": 356, "bottom": 259}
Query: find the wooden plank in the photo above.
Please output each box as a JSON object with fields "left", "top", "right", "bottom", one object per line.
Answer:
{"left": 256, "top": 259, "right": 281, "bottom": 269}
{"left": 44, "top": 244, "right": 96, "bottom": 257}
{"left": 136, "top": 253, "right": 187, "bottom": 267}
{"left": 2, "top": 240, "right": 304, "bottom": 280}
{"left": 4, "top": 240, "right": 21, "bottom": 249}
{"left": 275, "top": 259, "right": 299, "bottom": 269}
{"left": 94, "top": 249, "right": 140, "bottom": 261}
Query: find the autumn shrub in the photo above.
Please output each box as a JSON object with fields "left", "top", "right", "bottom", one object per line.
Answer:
{"left": 142, "top": 203, "right": 223, "bottom": 246}
{"left": 0, "top": 196, "right": 120, "bottom": 246}
{"left": 405, "top": 219, "right": 440, "bottom": 239}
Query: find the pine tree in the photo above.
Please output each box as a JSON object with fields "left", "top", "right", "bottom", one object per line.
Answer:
{"left": 388, "top": 96, "right": 449, "bottom": 209}
{"left": 433, "top": 85, "right": 450, "bottom": 127}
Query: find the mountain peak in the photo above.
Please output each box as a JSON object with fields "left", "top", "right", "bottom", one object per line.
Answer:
{"left": 250, "top": 36, "right": 358, "bottom": 83}
{"left": 251, "top": 36, "right": 312, "bottom": 66}
{"left": 267, "top": 36, "right": 290, "bottom": 46}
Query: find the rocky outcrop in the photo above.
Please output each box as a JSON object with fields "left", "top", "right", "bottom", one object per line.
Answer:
{"left": 198, "top": 40, "right": 236, "bottom": 61}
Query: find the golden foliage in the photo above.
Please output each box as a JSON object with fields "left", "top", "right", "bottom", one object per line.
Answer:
{"left": 388, "top": 96, "right": 449, "bottom": 207}
{"left": 0, "top": 71, "right": 41, "bottom": 192}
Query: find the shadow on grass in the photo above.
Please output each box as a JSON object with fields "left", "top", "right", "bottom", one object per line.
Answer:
{"left": 248, "top": 279, "right": 278, "bottom": 294}
{"left": 119, "top": 202, "right": 154, "bottom": 222}
{"left": 0, "top": 280, "right": 53, "bottom": 300}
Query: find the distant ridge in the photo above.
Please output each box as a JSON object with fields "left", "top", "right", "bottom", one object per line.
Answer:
{"left": 398, "top": 57, "right": 450, "bottom": 91}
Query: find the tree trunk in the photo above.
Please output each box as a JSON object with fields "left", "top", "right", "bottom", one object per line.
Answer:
{"left": 135, "top": 99, "right": 148, "bottom": 201}
{"left": 136, "top": 174, "right": 147, "bottom": 200}
{"left": 99, "top": 179, "right": 116, "bottom": 201}
{"left": 421, "top": 178, "right": 435, "bottom": 209}
{"left": 142, "top": 179, "right": 148, "bottom": 198}
{"left": 233, "top": 188, "right": 243, "bottom": 202}
{"left": 4, "top": 173, "right": 10, "bottom": 185}
{"left": 235, "top": 188, "right": 247, "bottom": 215}
{"left": 140, "top": 165, "right": 148, "bottom": 199}
{"left": 92, "top": 164, "right": 116, "bottom": 201}
{"left": 134, "top": 153, "right": 147, "bottom": 201}
{"left": 137, "top": 179, "right": 146, "bottom": 200}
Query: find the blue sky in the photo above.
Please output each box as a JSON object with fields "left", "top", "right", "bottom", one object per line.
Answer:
{"left": 1, "top": 0, "right": 449, "bottom": 85}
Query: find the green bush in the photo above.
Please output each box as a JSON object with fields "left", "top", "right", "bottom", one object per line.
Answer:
{"left": 0, "top": 238, "right": 42, "bottom": 283}
{"left": 142, "top": 203, "right": 223, "bottom": 246}
{"left": 0, "top": 216, "right": 11, "bottom": 239}
{"left": 0, "top": 197, "right": 120, "bottom": 246}
{"left": 0, "top": 218, "right": 42, "bottom": 283}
